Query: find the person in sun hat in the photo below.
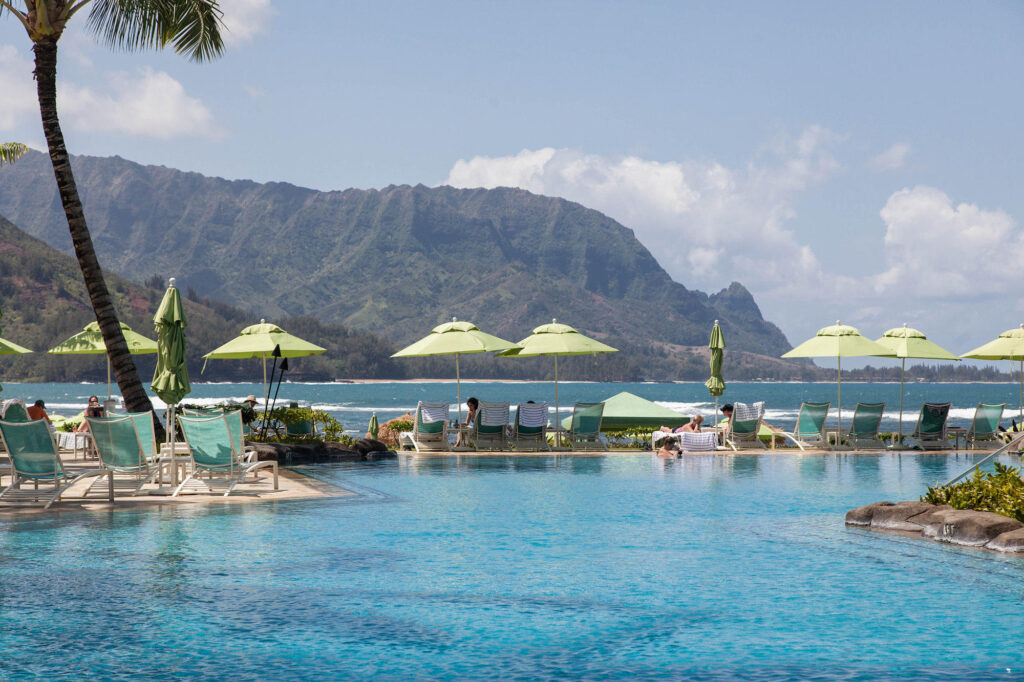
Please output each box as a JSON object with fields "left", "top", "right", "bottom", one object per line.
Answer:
{"left": 240, "top": 394, "right": 260, "bottom": 429}
{"left": 243, "top": 394, "right": 259, "bottom": 407}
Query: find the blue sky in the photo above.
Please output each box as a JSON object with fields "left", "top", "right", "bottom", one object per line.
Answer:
{"left": 2, "top": 0, "right": 1023, "bottom": 364}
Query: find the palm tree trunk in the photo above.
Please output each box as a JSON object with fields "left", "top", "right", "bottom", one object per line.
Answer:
{"left": 33, "top": 40, "right": 165, "bottom": 439}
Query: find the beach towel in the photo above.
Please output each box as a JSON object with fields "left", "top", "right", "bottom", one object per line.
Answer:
{"left": 479, "top": 403, "right": 509, "bottom": 426}
{"left": 678, "top": 432, "right": 719, "bottom": 452}
{"left": 420, "top": 404, "right": 449, "bottom": 423}
{"left": 733, "top": 401, "right": 764, "bottom": 422}
{"left": 517, "top": 403, "right": 548, "bottom": 428}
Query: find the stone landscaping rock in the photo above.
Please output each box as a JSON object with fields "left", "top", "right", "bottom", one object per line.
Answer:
{"left": 844, "top": 501, "right": 895, "bottom": 526}
{"left": 868, "top": 501, "right": 938, "bottom": 531}
{"left": 365, "top": 449, "right": 398, "bottom": 461}
{"left": 920, "top": 508, "right": 1023, "bottom": 546}
{"left": 352, "top": 438, "right": 387, "bottom": 455}
{"left": 986, "top": 527, "right": 1024, "bottom": 553}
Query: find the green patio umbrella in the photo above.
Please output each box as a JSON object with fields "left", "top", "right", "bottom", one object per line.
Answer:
{"left": 705, "top": 320, "right": 726, "bottom": 418}
{"left": 0, "top": 337, "right": 33, "bottom": 355}
{"left": 202, "top": 319, "right": 326, "bottom": 402}
{"left": 962, "top": 324, "right": 1024, "bottom": 421}
{"left": 497, "top": 319, "right": 618, "bottom": 434}
{"left": 49, "top": 321, "right": 158, "bottom": 398}
{"left": 875, "top": 323, "right": 959, "bottom": 441}
{"left": 150, "top": 279, "right": 190, "bottom": 478}
{"left": 782, "top": 321, "right": 893, "bottom": 433}
{"left": 559, "top": 391, "right": 687, "bottom": 431}
{"left": 392, "top": 318, "right": 520, "bottom": 421}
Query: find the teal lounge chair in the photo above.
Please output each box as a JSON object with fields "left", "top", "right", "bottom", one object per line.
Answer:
{"left": 844, "top": 402, "right": 885, "bottom": 449}
{"left": 85, "top": 416, "right": 160, "bottom": 495}
{"left": 780, "top": 401, "right": 831, "bottom": 450}
{"left": 406, "top": 402, "right": 450, "bottom": 452}
{"left": 965, "top": 403, "right": 1004, "bottom": 450}
{"left": 472, "top": 401, "right": 510, "bottom": 451}
{"left": 513, "top": 402, "right": 549, "bottom": 451}
{"left": 909, "top": 402, "right": 951, "bottom": 450}
{"left": 566, "top": 402, "right": 605, "bottom": 451}
{"left": 726, "top": 401, "right": 765, "bottom": 450}
{"left": 176, "top": 415, "right": 278, "bottom": 497}
{"left": 1, "top": 400, "right": 30, "bottom": 422}
{"left": 0, "top": 419, "right": 110, "bottom": 508}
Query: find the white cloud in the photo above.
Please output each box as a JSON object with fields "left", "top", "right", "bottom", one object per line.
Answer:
{"left": 868, "top": 142, "right": 911, "bottom": 171}
{"left": 445, "top": 126, "right": 844, "bottom": 300}
{"left": 874, "top": 186, "right": 1021, "bottom": 298}
{"left": 219, "top": 0, "right": 274, "bottom": 46}
{"left": 60, "top": 68, "right": 221, "bottom": 139}
{"left": 0, "top": 44, "right": 38, "bottom": 130}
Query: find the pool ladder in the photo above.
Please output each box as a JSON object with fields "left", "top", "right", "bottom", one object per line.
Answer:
{"left": 942, "top": 432, "right": 1024, "bottom": 487}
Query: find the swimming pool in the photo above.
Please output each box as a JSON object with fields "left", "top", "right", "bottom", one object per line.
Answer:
{"left": 1, "top": 453, "right": 1022, "bottom": 680}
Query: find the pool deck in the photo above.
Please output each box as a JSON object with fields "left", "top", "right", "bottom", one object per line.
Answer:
{"left": 0, "top": 451, "right": 354, "bottom": 517}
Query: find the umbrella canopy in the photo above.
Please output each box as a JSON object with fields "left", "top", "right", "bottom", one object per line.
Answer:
{"left": 782, "top": 321, "right": 893, "bottom": 433}
{"left": 0, "top": 337, "right": 33, "bottom": 354}
{"left": 497, "top": 319, "right": 618, "bottom": 435}
{"left": 705, "top": 320, "right": 726, "bottom": 420}
{"left": 150, "top": 279, "right": 191, "bottom": 406}
{"left": 559, "top": 391, "right": 687, "bottom": 431}
{"left": 49, "top": 321, "right": 158, "bottom": 397}
{"left": 203, "top": 319, "right": 326, "bottom": 401}
{"left": 875, "top": 323, "right": 960, "bottom": 441}
{"left": 392, "top": 318, "right": 520, "bottom": 421}
{"left": 962, "top": 324, "right": 1024, "bottom": 420}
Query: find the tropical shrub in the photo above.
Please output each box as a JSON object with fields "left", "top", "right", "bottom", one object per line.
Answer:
{"left": 922, "top": 463, "right": 1024, "bottom": 522}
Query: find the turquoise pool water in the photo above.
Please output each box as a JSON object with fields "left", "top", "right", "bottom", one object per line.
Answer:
{"left": 2, "top": 453, "right": 1023, "bottom": 679}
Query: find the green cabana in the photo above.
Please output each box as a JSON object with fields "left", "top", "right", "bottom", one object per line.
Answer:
{"left": 560, "top": 391, "right": 688, "bottom": 432}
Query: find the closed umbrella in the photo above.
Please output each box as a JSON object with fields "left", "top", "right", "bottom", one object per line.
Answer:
{"left": 392, "top": 318, "right": 520, "bottom": 421}
{"left": 782, "top": 321, "right": 893, "bottom": 433}
{"left": 705, "top": 320, "right": 726, "bottom": 418}
{"left": 202, "top": 319, "right": 326, "bottom": 402}
{"left": 368, "top": 412, "right": 379, "bottom": 440}
{"left": 497, "top": 319, "right": 618, "bottom": 438}
{"left": 962, "top": 324, "right": 1024, "bottom": 421}
{"left": 151, "top": 278, "right": 190, "bottom": 481}
{"left": 875, "top": 323, "right": 959, "bottom": 441}
{"left": 49, "top": 321, "right": 157, "bottom": 398}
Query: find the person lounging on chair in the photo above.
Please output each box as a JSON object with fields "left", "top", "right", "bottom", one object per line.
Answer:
{"left": 908, "top": 402, "right": 951, "bottom": 450}
{"left": 513, "top": 402, "right": 549, "bottom": 451}
{"left": 725, "top": 401, "right": 765, "bottom": 450}
{"left": 779, "top": 402, "right": 831, "bottom": 451}
{"left": 472, "top": 401, "right": 510, "bottom": 451}
{"left": 842, "top": 402, "right": 885, "bottom": 449}
{"left": 175, "top": 414, "right": 278, "bottom": 497}
{"left": 0, "top": 419, "right": 111, "bottom": 509}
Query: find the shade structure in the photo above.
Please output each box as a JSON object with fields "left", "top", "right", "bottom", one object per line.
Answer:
{"left": 150, "top": 279, "right": 190, "bottom": 484}
{"left": 497, "top": 319, "right": 618, "bottom": 435}
{"left": 392, "top": 318, "right": 520, "bottom": 421}
{"left": 705, "top": 320, "right": 726, "bottom": 419}
{"left": 962, "top": 324, "right": 1024, "bottom": 421}
{"left": 49, "top": 321, "right": 158, "bottom": 398}
{"left": 781, "top": 321, "right": 893, "bottom": 433}
{"left": 559, "top": 391, "right": 687, "bottom": 431}
{"left": 0, "top": 337, "right": 33, "bottom": 354}
{"left": 203, "top": 319, "right": 326, "bottom": 401}
{"left": 875, "top": 323, "right": 960, "bottom": 440}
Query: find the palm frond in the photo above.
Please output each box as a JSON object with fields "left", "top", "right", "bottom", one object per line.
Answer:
{"left": 0, "top": 142, "right": 29, "bottom": 167}
{"left": 86, "top": 0, "right": 224, "bottom": 62}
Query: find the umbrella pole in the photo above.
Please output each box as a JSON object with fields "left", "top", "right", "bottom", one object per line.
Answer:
{"left": 1019, "top": 359, "right": 1022, "bottom": 423}
{"left": 554, "top": 355, "right": 560, "bottom": 447}
{"left": 898, "top": 358, "right": 905, "bottom": 444}
{"left": 106, "top": 356, "right": 112, "bottom": 399}
{"left": 837, "top": 357, "right": 842, "bottom": 437}
{"left": 263, "top": 353, "right": 268, "bottom": 403}
{"left": 455, "top": 353, "right": 462, "bottom": 424}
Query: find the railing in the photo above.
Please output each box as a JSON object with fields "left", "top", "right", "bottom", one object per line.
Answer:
{"left": 942, "top": 432, "right": 1024, "bottom": 487}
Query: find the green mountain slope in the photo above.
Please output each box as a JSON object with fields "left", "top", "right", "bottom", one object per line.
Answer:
{"left": 0, "top": 212, "right": 402, "bottom": 383}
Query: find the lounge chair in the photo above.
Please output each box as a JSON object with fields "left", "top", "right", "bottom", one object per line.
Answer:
{"left": 175, "top": 414, "right": 278, "bottom": 497}
{"left": 780, "top": 401, "right": 831, "bottom": 451}
{"left": 964, "top": 403, "right": 1005, "bottom": 450}
{"left": 725, "top": 401, "right": 765, "bottom": 450}
{"left": 85, "top": 416, "right": 161, "bottom": 495}
{"left": 676, "top": 431, "right": 721, "bottom": 452}
{"left": 0, "top": 399, "right": 30, "bottom": 422}
{"left": 843, "top": 402, "right": 885, "bottom": 449}
{"left": 513, "top": 402, "right": 549, "bottom": 451}
{"left": 472, "top": 401, "right": 510, "bottom": 451}
{"left": 403, "top": 402, "right": 450, "bottom": 452}
{"left": 565, "top": 402, "right": 605, "bottom": 451}
{"left": 909, "top": 402, "right": 952, "bottom": 450}
{"left": 0, "top": 419, "right": 111, "bottom": 509}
